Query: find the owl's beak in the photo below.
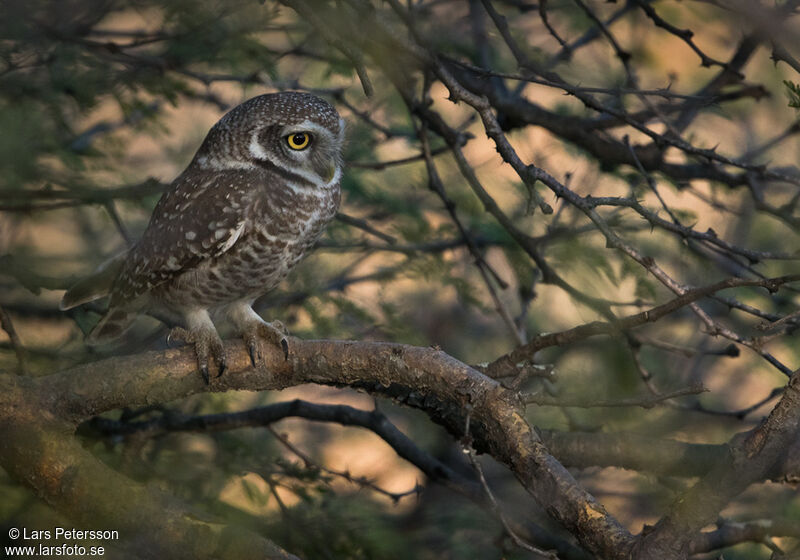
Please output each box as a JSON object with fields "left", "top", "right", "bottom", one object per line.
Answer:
{"left": 325, "top": 161, "right": 337, "bottom": 183}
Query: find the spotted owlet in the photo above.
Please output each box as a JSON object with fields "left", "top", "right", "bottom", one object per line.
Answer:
{"left": 61, "top": 92, "right": 345, "bottom": 383}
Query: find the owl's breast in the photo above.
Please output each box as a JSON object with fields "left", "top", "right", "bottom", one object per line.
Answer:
{"left": 153, "top": 181, "right": 341, "bottom": 310}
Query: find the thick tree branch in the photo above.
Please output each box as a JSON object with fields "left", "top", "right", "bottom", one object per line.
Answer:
{"left": 10, "top": 337, "right": 637, "bottom": 558}
{"left": 84, "top": 399, "right": 592, "bottom": 559}
{"left": 0, "top": 377, "right": 298, "bottom": 560}
{"left": 632, "top": 369, "right": 800, "bottom": 559}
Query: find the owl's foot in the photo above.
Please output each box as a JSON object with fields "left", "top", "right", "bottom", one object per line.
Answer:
{"left": 242, "top": 320, "right": 290, "bottom": 367}
{"left": 168, "top": 326, "right": 227, "bottom": 384}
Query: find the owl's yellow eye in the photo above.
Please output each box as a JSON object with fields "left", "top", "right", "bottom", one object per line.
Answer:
{"left": 286, "top": 132, "right": 311, "bottom": 150}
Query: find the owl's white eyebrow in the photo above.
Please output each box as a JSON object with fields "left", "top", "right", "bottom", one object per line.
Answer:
{"left": 248, "top": 132, "right": 269, "bottom": 161}
{"left": 281, "top": 120, "right": 335, "bottom": 139}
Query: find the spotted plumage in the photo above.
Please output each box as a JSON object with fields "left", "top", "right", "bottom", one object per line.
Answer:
{"left": 61, "top": 92, "right": 345, "bottom": 382}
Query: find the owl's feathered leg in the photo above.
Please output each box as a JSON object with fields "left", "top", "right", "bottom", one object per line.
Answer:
{"left": 167, "top": 309, "right": 226, "bottom": 384}
{"left": 227, "top": 302, "right": 289, "bottom": 366}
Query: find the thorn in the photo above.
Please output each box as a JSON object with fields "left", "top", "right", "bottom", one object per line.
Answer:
{"left": 724, "top": 344, "right": 740, "bottom": 357}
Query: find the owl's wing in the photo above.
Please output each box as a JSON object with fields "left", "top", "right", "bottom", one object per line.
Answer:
{"left": 111, "top": 170, "right": 251, "bottom": 306}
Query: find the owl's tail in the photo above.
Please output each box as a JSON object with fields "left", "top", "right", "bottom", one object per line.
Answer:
{"left": 60, "top": 251, "right": 135, "bottom": 344}
{"left": 86, "top": 308, "right": 136, "bottom": 344}
{"left": 59, "top": 251, "right": 127, "bottom": 311}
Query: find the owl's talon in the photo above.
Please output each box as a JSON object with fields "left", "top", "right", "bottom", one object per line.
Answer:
{"left": 241, "top": 319, "right": 290, "bottom": 365}
{"left": 217, "top": 356, "right": 228, "bottom": 378}
{"left": 248, "top": 342, "right": 259, "bottom": 367}
{"left": 166, "top": 327, "right": 189, "bottom": 348}
{"left": 168, "top": 326, "right": 226, "bottom": 384}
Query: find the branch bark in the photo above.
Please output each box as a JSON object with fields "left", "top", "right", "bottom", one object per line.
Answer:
{"left": 3, "top": 337, "right": 638, "bottom": 558}
{"left": 0, "top": 375, "right": 298, "bottom": 560}
{"left": 632, "top": 369, "right": 800, "bottom": 559}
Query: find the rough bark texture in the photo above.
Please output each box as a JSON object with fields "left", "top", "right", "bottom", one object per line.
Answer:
{"left": 632, "top": 370, "right": 800, "bottom": 559}
{"left": 0, "top": 338, "right": 637, "bottom": 559}
{"left": 0, "top": 373, "right": 298, "bottom": 560}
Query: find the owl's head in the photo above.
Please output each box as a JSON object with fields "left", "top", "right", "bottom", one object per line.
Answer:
{"left": 193, "top": 92, "right": 345, "bottom": 188}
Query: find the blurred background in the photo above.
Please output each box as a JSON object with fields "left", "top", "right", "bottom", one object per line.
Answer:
{"left": 1, "top": 0, "right": 800, "bottom": 558}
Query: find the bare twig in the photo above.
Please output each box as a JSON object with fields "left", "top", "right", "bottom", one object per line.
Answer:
{"left": 487, "top": 275, "right": 800, "bottom": 376}
{"left": 463, "top": 411, "right": 559, "bottom": 559}
{"left": 267, "top": 425, "right": 421, "bottom": 503}
{"left": 335, "top": 212, "right": 398, "bottom": 244}
{"left": 524, "top": 385, "right": 707, "bottom": 408}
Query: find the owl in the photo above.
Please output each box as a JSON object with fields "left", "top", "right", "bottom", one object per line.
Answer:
{"left": 61, "top": 92, "right": 345, "bottom": 383}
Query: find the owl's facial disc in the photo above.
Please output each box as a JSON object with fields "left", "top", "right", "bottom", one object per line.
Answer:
{"left": 277, "top": 120, "right": 343, "bottom": 183}
{"left": 248, "top": 114, "right": 344, "bottom": 189}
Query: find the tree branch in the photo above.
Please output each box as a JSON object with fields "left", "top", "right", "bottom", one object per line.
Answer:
{"left": 8, "top": 337, "right": 637, "bottom": 558}
{"left": 83, "top": 398, "right": 593, "bottom": 559}
{"left": 632, "top": 369, "right": 800, "bottom": 558}
{"left": 0, "top": 382, "right": 298, "bottom": 560}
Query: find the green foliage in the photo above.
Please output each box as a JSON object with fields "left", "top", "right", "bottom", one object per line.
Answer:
{"left": 2, "top": 1, "right": 799, "bottom": 558}
{"left": 0, "top": 0, "right": 278, "bottom": 192}
{"left": 784, "top": 80, "right": 800, "bottom": 110}
{"left": 268, "top": 495, "right": 409, "bottom": 560}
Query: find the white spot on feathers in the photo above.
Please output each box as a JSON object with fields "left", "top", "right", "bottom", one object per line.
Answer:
{"left": 219, "top": 222, "right": 245, "bottom": 253}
